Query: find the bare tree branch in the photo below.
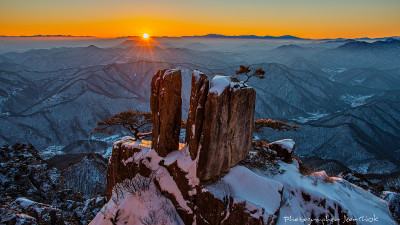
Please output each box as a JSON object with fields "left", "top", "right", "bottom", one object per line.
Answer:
{"left": 91, "top": 110, "right": 153, "bottom": 140}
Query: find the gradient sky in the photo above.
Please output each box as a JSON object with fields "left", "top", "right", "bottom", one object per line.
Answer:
{"left": 1, "top": 0, "right": 399, "bottom": 38}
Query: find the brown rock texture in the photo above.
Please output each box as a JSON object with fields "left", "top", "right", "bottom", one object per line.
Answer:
{"left": 150, "top": 68, "right": 182, "bottom": 157}
{"left": 185, "top": 69, "right": 210, "bottom": 160}
{"left": 106, "top": 138, "right": 280, "bottom": 225}
{"left": 106, "top": 138, "right": 152, "bottom": 200}
{"left": 198, "top": 76, "right": 256, "bottom": 181}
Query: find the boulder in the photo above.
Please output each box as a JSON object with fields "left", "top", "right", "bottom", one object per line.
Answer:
{"left": 150, "top": 69, "right": 182, "bottom": 157}
{"left": 185, "top": 69, "right": 209, "bottom": 160}
{"left": 268, "top": 139, "right": 295, "bottom": 163}
{"left": 198, "top": 76, "right": 256, "bottom": 181}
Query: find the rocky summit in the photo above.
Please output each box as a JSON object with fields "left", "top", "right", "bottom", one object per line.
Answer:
{"left": 99, "top": 69, "right": 396, "bottom": 225}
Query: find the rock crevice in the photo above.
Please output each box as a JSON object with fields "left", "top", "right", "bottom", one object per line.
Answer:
{"left": 150, "top": 68, "right": 182, "bottom": 157}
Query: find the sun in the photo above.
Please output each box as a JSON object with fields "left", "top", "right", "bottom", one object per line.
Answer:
{"left": 143, "top": 33, "right": 149, "bottom": 39}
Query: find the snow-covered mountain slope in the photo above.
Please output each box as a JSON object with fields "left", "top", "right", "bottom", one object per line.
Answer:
{"left": 259, "top": 101, "right": 400, "bottom": 176}
{"left": 256, "top": 161, "right": 394, "bottom": 225}
{"left": 334, "top": 68, "right": 400, "bottom": 90}
{"left": 1, "top": 38, "right": 400, "bottom": 183}
{"left": 0, "top": 60, "right": 195, "bottom": 150}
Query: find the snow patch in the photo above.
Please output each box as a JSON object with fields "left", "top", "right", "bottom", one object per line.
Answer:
{"left": 341, "top": 94, "right": 373, "bottom": 107}
{"left": 207, "top": 165, "right": 282, "bottom": 218}
{"left": 164, "top": 146, "right": 200, "bottom": 195}
{"left": 91, "top": 178, "right": 184, "bottom": 225}
{"left": 293, "top": 112, "right": 329, "bottom": 123}
{"left": 321, "top": 67, "right": 346, "bottom": 81}
{"left": 270, "top": 139, "right": 295, "bottom": 154}
{"left": 193, "top": 69, "right": 205, "bottom": 83}
{"left": 209, "top": 75, "right": 231, "bottom": 96}
{"left": 250, "top": 160, "right": 395, "bottom": 225}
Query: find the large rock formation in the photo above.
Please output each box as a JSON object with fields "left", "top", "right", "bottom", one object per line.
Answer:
{"left": 185, "top": 69, "right": 209, "bottom": 160}
{"left": 98, "top": 68, "right": 397, "bottom": 225}
{"left": 104, "top": 138, "right": 282, "bottom": 225}
{"left": 197, "top": 76, "right": 256, "bottom": 181}
{"left": 150, "top": 68, "right": 182, "bottom": 157}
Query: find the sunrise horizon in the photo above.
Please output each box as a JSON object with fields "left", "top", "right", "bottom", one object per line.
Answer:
{"left": 2, "top": 0, "right": 399, "bottom": 40}
{"left": 1, "top": 33, "right": 400, "bottom": 40}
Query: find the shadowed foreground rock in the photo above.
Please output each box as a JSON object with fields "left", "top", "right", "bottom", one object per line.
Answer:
{"left": 198, "top": 75, "right": 256, "bottom": 181}
{"left": 150, "top": 68, "right": 182, "bottom": 157}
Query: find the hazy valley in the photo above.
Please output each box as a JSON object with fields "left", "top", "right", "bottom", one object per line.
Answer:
{"left": 1, "top": 35, "right": 400, "bottom": 223}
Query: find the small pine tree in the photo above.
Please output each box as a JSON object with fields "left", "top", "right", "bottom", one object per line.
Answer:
{"left": 236, "top": 65, "right": 266, "bottom": 84}
{"left": 91, "top": 110, "right": 152, "bottom": 140}
{"left": 254, "top": 119, "right": 300, "bottom": 133}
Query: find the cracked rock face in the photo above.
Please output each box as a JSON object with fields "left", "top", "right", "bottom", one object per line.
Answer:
{"left": 150, "top": 69, "right": 182, "bottom": 157}
{"left": 197, "top": 76, "right": 256, "bottom": 182}
{"left": 185, "top": 70, "right": 209, "bottom": 160}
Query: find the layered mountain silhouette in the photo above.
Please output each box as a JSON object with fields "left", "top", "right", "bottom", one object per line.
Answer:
{"left": 1, "top": 37, "right": 399, "bottom": 180}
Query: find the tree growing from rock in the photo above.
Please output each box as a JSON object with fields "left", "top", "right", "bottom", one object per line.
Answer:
{"left": 254, "top": 119, "right": 300, "bottom": 133}
{"left": 91, "top": 110, "right": 152, "bottom": 141}
{"left": 235, "top": 65, "right": 266, "bottom": 84}
{"left": 249, "top": 119, "right": 300, "bottom": 168}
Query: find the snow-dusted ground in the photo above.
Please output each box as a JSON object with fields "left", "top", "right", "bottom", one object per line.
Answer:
{"left": 39, "top": 145, "right": 65, "bottom": 160}
{"left": 293, "top": 112, "right": 329, "bottom": 123}
{"left": 321, "top": 68, "right": 346, "bottom": 82}
{"left": 207, "top": 166, "right": 283, "bottom": 222}
{"left": 341, "top": 94, "right": 373, "bottom": 107}
{"left": 91, "top": 138, "right": 396, "bottom": 224}
{"left": 251, "top": 160, "right": 395, "bottom": 225}
{"left": 91, "top": 177, "right": 184, "bottom": 225}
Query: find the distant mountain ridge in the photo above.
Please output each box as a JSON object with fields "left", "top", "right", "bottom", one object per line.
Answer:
{"left": 1, "top": 38, "right": 400, "bottom": 188}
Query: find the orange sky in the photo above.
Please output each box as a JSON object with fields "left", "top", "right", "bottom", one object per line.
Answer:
{"left": 1, "top": 0, "right": 399, "bottom": 38}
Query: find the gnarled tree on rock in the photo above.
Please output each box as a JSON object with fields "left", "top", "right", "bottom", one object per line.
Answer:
{"left": 91, "top": 110, "right": 152, "bottom": 141}
{"left": 235, "top": 65, "right": 266, "bottom": 84}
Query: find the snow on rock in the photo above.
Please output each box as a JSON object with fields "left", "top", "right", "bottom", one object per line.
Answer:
{"left": 91, "top": 177, "right": 184, "bottom": 225}
{"left": 164, "top": 146, "right": 200, "bottom": 193}
{"left": 11, "top": 197, "right": 65, "bottom": 224}
{"left": 192, "top": 69, "right": 205, "bottom": 83}
{"left": 208, "top": 165, "right": 283, "bottom": 221}
{"left": 101, "top": 132, "right": 398, "bottom": 225}
{"left": 198, "top": 74, "right": 256, "bottom": 181}
{"left": 268, "top": 139, "right": 295, "bottom": 162}
{"left": 223, "top": 166, "right": 282, "bottom": 215}
{"left": 106, "top": 137, "right": 196, "bottom": 223}
{"left": 209, "top": 75, "right": 231, "bottom": 96}
{"left": 250, "top": 160, "right": 396, "bottom": 225}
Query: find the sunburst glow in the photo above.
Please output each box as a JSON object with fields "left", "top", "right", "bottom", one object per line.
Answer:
{"left": 143, "top": 33, "right": 149, "bottom": 39}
